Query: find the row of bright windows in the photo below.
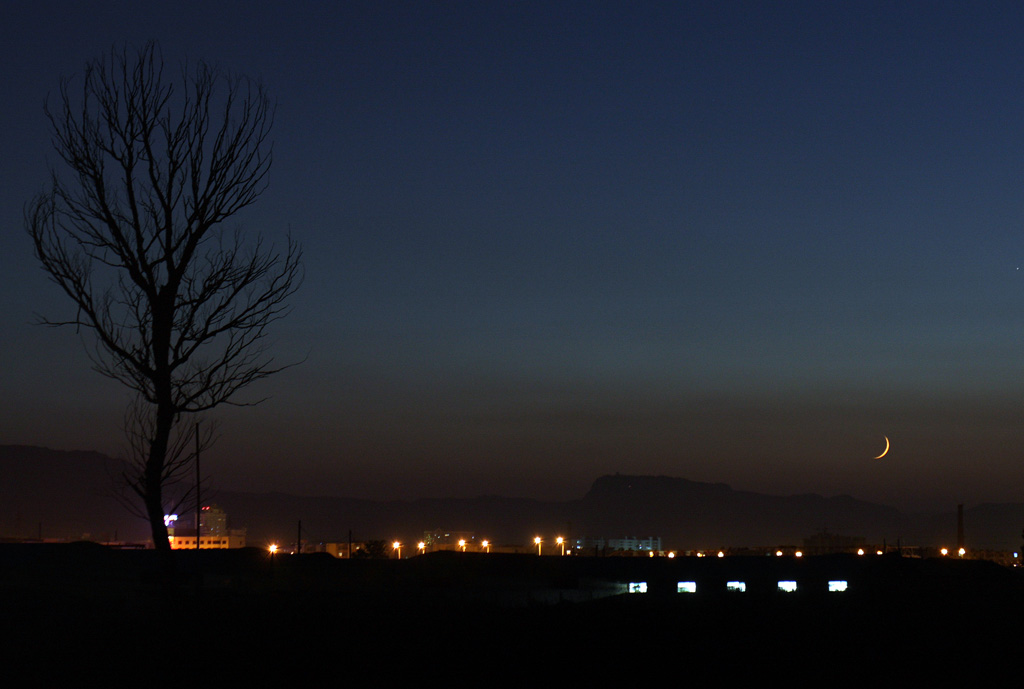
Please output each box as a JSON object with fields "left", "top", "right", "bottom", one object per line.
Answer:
{"left": 171, "top": 539, "right": 229, "bottom": 544}
{"left": 627, "top": 580, "right": 849, "bottom": 594}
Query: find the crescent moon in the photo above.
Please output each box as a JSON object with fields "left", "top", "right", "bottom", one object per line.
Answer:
{"left": 874, "top": 436, "right": 890, "bottom": 459}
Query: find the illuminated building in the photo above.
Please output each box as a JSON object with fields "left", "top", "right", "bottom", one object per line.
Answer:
{"left": 166, "top": 504, "right": 246, "bottom": 549}
{"left": 167, "top": 530, "right": 247, "bottom": 549}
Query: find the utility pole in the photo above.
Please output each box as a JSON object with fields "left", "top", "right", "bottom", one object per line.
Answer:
{"left": 957, "top": 503, "right": 964, "bottom": 552}
{"left": 195, "top": 421, "right": 201, "bottom": 550}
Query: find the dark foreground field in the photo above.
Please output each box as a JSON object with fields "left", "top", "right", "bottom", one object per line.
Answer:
{"left": 1, "top": 543, "right": 1020, "bottom": 682}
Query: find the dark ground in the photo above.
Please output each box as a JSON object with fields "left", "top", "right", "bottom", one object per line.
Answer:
{"left": 2, "top": 543, "right": 1020, "bottom": 683}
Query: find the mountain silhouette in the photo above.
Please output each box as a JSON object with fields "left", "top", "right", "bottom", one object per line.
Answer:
{"left": 2, "top": 445, "right": 1020, "bottom": 550}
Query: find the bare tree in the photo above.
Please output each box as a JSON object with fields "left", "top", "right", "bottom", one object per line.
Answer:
{"left": 26, "top": 43, "right": 301, "bottom": 551}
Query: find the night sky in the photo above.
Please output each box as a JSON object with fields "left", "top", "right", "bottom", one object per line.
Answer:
{"left": 4, "top": 2, "right": 1024, "bottom": 511}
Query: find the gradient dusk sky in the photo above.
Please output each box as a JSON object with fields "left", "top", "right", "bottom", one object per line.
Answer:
{"left": 4, "top": 1, "right": 1024, "bottom": 511}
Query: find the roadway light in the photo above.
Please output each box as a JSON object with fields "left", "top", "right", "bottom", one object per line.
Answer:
{"left": 556, "top": 537, "right": 565, "bottom": 556}
{"left": 458, "top": 539, "right": 466, "bottom": 552}
{"left": 958, "top": 547, "right": 966, "bottom": 558}
{"left": 417, "top": 541, "right": 426, "bottom": 555}
{"left": 482, "top": 540, "right": 490, "bottom": 553}
{"left": 393, "top": 541, "right": 402, "bottom": 559}
{"left": 268, "top": 544, "right": 278, "bottom": 554}
{"left": 534, "top": 536, "right": 542, "bottom": 555}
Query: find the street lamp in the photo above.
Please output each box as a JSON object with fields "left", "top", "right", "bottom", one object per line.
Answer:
{"left": 534, "top": 536, "right": 542, "bottom": 556}
{"left": 393, "top": 541, "right": 402, "bottom": 559}
{"left": 482, "top": 539, "right": 490, "bottom": 553}
{"left": 556, "top": 537, "right": 565, "bottom": 556}
{"left": 417, "top": 541, "right": 426, "bottom": 556}
{"left": 458, "top": 539, "right": 466, "bottom": 552}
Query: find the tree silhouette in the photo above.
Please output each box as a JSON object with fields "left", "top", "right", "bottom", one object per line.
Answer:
{"left": 26, "top": 43, "right": 301, "bottom": 551}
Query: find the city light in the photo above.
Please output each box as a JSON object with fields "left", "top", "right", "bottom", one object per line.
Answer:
{"left": 268, "top": 544, "right": 278, "bottom": 554}
{"left": 556, "top": 537, "right": 565, "bottom": 556}
{"left": 482, "top": 539, "right": 490, "bottom": 553}
{"left": 393, "top": 541, "right": 401, "bottom": 559}
{"left": 534, "top": 536, "right": 542, "bottom": 555}
{"left": 458, "top": 539, "right": 466, "bottom": 552}
{"left": 417, "top": 541, "right": 426, "bottom": 555}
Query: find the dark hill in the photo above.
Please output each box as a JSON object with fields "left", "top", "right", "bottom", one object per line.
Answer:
{"left": 0, "top": 445, "right": 148, "bottom": 542}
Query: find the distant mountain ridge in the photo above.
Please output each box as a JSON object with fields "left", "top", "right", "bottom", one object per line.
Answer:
{"left": 2, "top": 445, "right": 1022, "bottom": 550}
{"left": 575, "top": 473, "right": 908, "bottom": 548}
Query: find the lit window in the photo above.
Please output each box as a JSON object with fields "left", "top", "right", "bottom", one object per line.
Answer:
{"left": 677, "top": 581, "right": 696, "bottom": 593}
{"left": 828, "top": 580, "right": 848, "bottom": 592}
{"left": 777, "top": 580, "right": 797, "bottom": 593}
{"left": 726, "top": 581, "right": 746, "bottom": 592}
{"left": 628, "top": 582, "right": 648, "bottom": 593}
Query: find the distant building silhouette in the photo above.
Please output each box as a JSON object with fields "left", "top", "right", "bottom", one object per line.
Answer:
{"left": 802, "top": 530, "right": 866, "bottom": 556}
{"left": 574, "top": 536, "right": 662, "bottom": 555}
{"left": 423, "top": 529, "right": 477, "bottom": 551}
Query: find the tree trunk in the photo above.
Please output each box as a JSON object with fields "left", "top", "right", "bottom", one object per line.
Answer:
{"left": 146, "top": 402, "right": 175, "bottom": 552}
{"left": 147, "top": 298, "right": 175, "bottom": 552}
